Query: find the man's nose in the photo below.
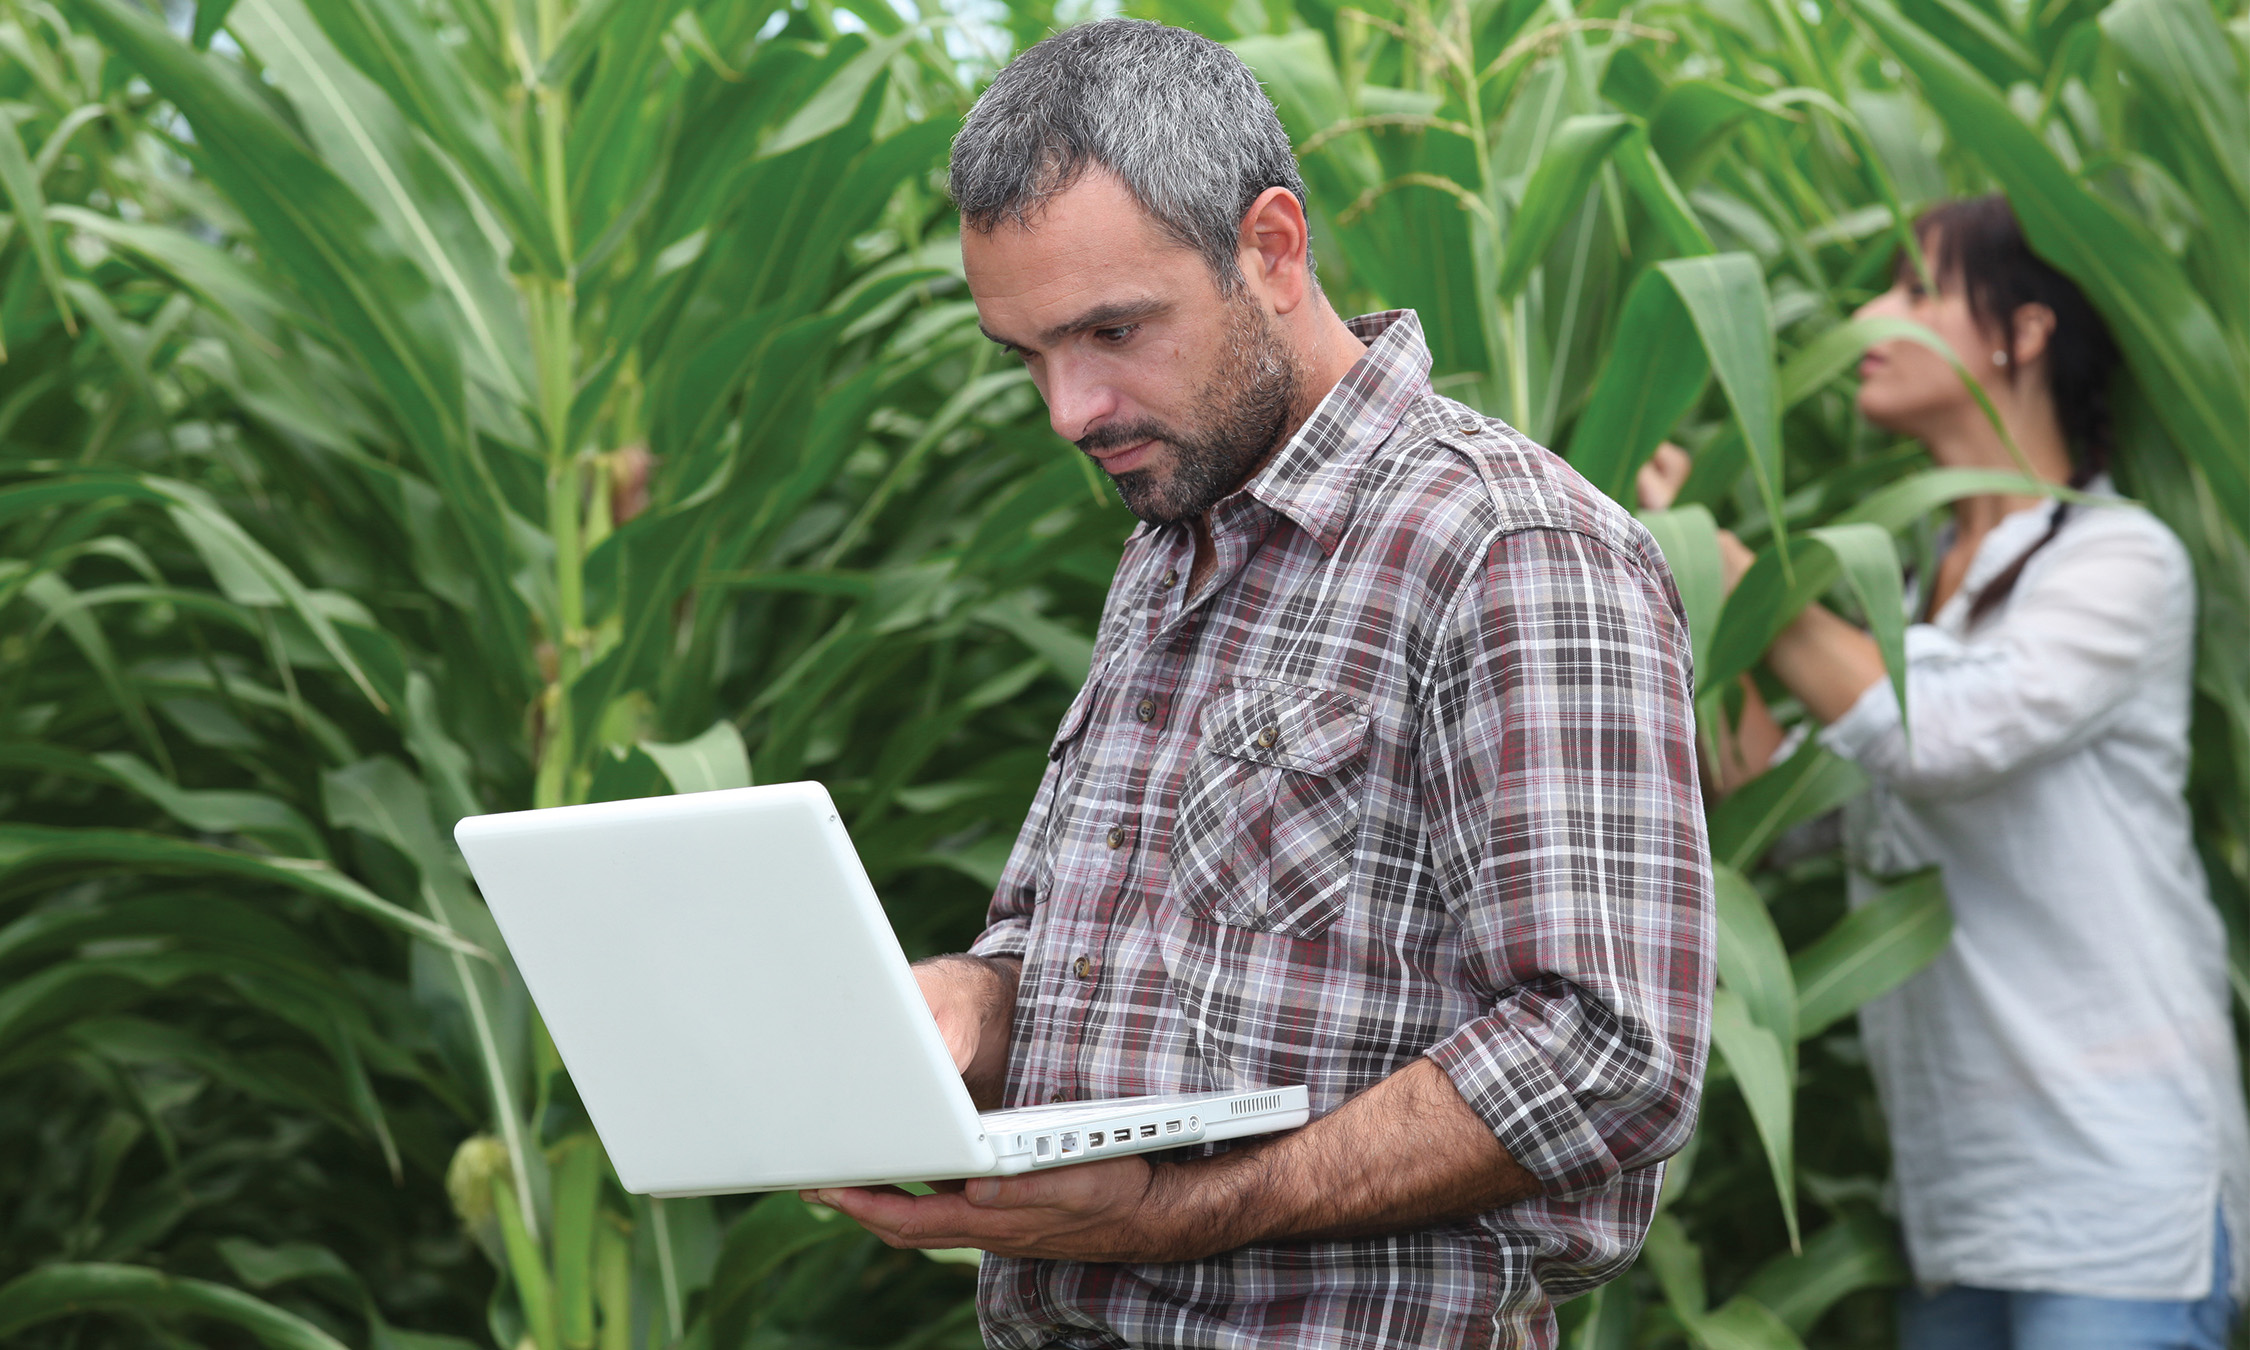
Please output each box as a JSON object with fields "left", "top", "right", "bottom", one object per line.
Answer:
{"left": 1855, "top": 287, "right": 1902, "bottom": 322}
{"left": 1041, "top": 358, "right": 1118, "bottom": 444}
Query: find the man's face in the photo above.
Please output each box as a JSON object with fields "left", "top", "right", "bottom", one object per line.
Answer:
{"left": 962, "top": 172, "right": 1300, "bottom": 525}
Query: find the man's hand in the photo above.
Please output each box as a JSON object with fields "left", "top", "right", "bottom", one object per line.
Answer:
{"left": 808, "top": 1057, "right": 1538, "bottom": 1264}
{"left": 912, "top": 954, "right": 1019, "bottom": 1109}
{"left": 806, "top": 1157, "right": 1184, "bottom": 1262}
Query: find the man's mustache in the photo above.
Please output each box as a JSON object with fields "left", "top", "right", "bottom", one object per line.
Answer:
{"left": 1076, "top": 422, "right": 1174, "bottom": 456}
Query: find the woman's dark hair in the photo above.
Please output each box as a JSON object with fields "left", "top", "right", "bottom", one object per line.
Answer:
{"left": 1900, "top": 194, "right": 2122, "bottom": 623}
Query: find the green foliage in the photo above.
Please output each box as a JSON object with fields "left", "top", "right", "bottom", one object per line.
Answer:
{"left": 0, "top": 0, "right": 1108, "bottom": 1341}
{"left": 0, "top": 0, "right": 2243, "bottom": 1345}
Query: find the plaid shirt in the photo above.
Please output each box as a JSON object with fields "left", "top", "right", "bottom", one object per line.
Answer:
{"left": 969, "top": 312, "right": 1712, "bottom": 1349}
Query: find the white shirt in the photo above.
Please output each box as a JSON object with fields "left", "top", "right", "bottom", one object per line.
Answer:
{"left": 1819, "top": 488, "right": 2249, "bottom": 1301}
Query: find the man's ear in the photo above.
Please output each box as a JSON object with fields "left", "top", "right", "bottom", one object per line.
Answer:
{"left": 1238, "top": 186, "right": 1314, "bottom": 315}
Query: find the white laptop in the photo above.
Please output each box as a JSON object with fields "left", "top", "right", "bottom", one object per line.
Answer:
{"left": 453, "top": 781, "right": 1309, "bottom": 1196}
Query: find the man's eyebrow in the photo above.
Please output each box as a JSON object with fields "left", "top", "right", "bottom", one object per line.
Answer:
{"left": 980, "top": 298, "right": 1168, "bottom": 353}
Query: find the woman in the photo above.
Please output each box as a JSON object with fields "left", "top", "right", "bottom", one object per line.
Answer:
{"left": 1640, "top": 195, "right": 2247, "bottom": 1348}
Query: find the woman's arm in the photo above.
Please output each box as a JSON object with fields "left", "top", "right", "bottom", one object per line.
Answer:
{"left": 1707, "top": 678, "right": 1790, "bottom": 795}
{"left": 1690, "top": 530, "right": 1872, "bottom": 793}
{"left": 1756, "top": 512, "right": 2187, "bottom": 799}
{"left": 1705, "top": 527, "right": 1887, "bottom": 725}
{"left": 1765, "top": 603, "right": 1887, "bottom": 724}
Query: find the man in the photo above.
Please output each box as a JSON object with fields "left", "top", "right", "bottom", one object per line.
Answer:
{"left": 807, "top": 19, "right": 1713, "bottom": 1348}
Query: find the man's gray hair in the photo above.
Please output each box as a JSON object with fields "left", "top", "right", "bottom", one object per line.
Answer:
{"left": 949, "top": 18, "right": 1313, "bottom": 292}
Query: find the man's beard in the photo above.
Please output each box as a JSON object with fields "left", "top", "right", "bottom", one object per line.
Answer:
{"left": 1076, "top": 300, "right": 1301, "bottom": 525}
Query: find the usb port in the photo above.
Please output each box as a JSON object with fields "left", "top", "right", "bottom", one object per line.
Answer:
{"left": 1164, "top": 1120, "right": 1182, "bottom": 1134}
{"left": 1140, "top": 1124, "right": 1158, "bottom": 1138}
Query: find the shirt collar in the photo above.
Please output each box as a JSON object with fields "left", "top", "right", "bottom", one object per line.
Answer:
{"left": 1240, "top": 310, "right": 1433, "bottom": 555}
{"left": 1927, "top": 474, "right": 2113, "bottom": 621}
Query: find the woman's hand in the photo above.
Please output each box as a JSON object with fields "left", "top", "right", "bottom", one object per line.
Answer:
{"left": 1635, "top": 442, "right": 1693, "bottom": 512}
{"left": 1636, "top": 441, "right": 1755, "bottom": 592}
{"left": 1716, "top": 528, "right": 1757, "bottom": 592}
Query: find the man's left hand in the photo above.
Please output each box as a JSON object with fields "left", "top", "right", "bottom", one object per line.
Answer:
{"left": 803, "top": 1156, "right": 1206, "bottom": 1263}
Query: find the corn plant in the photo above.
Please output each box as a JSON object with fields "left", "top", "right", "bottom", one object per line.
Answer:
{"left": 0, "top": 0, "right": 1127, "bottom": 1344}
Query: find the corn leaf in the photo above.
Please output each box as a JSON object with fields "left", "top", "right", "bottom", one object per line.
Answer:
{"left": 638, "top": 722, "right": 754, "bottom": 795}
{"left": 1496, "top": 113, "right": 1634, "bottom": 300}
{"left": 1710, "top": 986, "right": 1800, "bottom": 1250}
{"left": 1613, "top": 126, "right": 1716, "bottom": 258}
{"left": 1707, "top": 736, "right": 1868, "bottom": 871}
{"left": 0, "top": 823, "right": 484, "bottom": 958}
{"left": 1567, "top": 268, "right": 1708, "bottom": 503}
{"left": 1714, "top": 863, "right": 1798, "bottom": 1051}
{"left": 551, "top": 1134, "right": 604, "bottom": 1349}
{"left": 287, "top": 0, "right": 564, "bottom": 276}
{"left": 760, "top": 32, "right": 914, "bottom": 160}
{"left": 0, "top": 1263, "right": 351, "bottom": 1349}
{"left": 0, "top": 107, "right": 75, "bottom": 340}
{"left": 230, "top": 0, "right": 533, "bottom": 404}
{"left": 1806, "top": 522, "right": 1909, "bottom": 733}
{"left": 1657, "top": 254, "right": 1788, "bottom": 550}
{"left": 1793, "top": 868, "right": 1951, "bottom": 1038}
{"left": 93, "top": 751, "right": 328, "bottom": 859}
{"left": 1738, "top": 1210, "right": 1909, "bottom": 1334}
{"left": 1638, "top": 504, "right": 1724, "bottom": 679}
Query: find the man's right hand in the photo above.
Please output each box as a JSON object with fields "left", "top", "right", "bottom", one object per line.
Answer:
{"left": 911, "top": 954, "right": 1020, "bottom": 1109}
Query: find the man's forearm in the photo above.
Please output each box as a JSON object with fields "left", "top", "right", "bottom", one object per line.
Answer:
{"left": 808, "top": 1050, "right": 1547, "bottom": 1263}
{"left": 1144, "top": 1057, "right": 1539, "bottom": 1259}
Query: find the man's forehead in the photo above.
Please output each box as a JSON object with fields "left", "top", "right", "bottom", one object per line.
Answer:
{"left": 958, "top": 189, "right": 1215, "bottom": 346}
{"left": 961, "top": 172, "right": 1201, "bottom": 304}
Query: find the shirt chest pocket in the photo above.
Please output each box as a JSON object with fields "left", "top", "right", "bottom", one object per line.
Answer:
{"left": 1171, "top": 682, "right": 1370, "bottom": 939}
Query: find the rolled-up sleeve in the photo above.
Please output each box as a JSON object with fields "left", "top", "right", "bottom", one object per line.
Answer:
{"left": 1820, "top": 510, "right": 2191, "bottom": 800}
{"left": 1418, "top": 526, "right": 1714, "bottom": 1201}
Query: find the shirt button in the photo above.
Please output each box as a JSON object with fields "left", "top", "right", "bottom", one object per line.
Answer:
{"left": 1160, "top": 568, "right": 1179, "bottom": 589}
{"left": 1072, "top": 955, "right": 1095, "bottom": 980}
{"left": 1458, "top": 420, "right": 1483, "bottom": 435}
{"left": 1106, "top": 825, "right": 1126, "bottom": 849}
{"left": 1256, "top": 725, "right": 1279, "bottom": 749}
{"left": 1135, "top": 696, "right": 1156, "bottom": 722}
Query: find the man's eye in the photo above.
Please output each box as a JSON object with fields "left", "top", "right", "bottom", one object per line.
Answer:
{"left": 1093, "top": 325, "right": 1138, "bottom": 345}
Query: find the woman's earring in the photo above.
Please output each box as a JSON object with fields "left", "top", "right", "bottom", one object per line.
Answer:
{"left": 1991, "top": 349, "right": 2009, "bottom": 367}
